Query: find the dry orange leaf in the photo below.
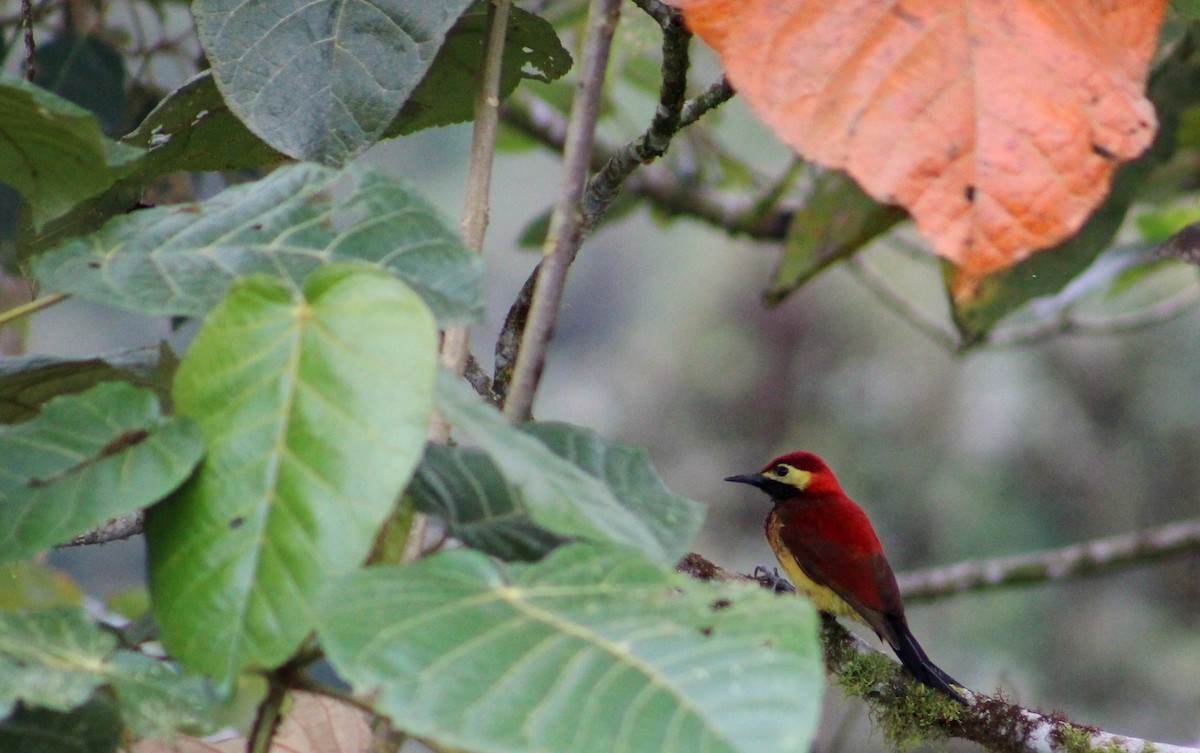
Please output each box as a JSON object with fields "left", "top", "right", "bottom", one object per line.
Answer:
{"left": 669, "top": 0, "right": 1166, "bottom": 300}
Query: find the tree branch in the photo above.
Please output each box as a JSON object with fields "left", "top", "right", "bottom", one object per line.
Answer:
{"left": 502, "top": 0, "right": 622, "bottom": 423}
{"left": 897, "top": 517, "right": 1200, "bottom": 602}
{"left": 62, "top": 513, "right": 144, "bottom": 547}
{"left": 677, "top": 552, "right": 1200, "bottom": 753}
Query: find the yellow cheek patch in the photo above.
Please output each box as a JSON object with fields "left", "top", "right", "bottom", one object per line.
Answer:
{"left": 774, "top": 465, "right": 812, "bottom": 491}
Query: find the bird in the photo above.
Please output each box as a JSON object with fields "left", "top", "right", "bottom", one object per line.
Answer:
{"left": 726, "top": 450, "right": 968, "bottom": 704}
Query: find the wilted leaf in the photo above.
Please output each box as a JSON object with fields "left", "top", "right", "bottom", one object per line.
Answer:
{"left": 0, "top": 609, "right": 211, "bottom": 739}
{"left": 319, "top": 544, "right": 823, "bottom": 753}
{"left": 147, "top": 267, "right": 438, "bottom": 682}
{"left": 0, "top": 77, "right": 143, "bottom": 229}
{"left": 0, "top": 382, "right": 203, "bottom": 564}
{"left": 434, "top": 374, "right": 680, "bottom": 564}
{"left": 195, "top": 0, "right": 475, "bottom": 163}
{"left": 33, "top": 162, "right": 484, "bottom": 325}
{"left": 670, "top": 0, "right": 1166, "bottom": 300}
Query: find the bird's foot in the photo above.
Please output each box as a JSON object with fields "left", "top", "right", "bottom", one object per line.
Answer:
{"left": 752, "top": 566, "right": 796, "bottom": 594}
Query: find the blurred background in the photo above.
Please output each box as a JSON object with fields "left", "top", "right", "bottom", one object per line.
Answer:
{"left": 8, "top": 1, "right": 1200, "bottom": 749}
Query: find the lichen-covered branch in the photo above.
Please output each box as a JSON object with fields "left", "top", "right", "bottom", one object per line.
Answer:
{"left": 897, "top": 517, "right": 1200, "bottom": 602}
{"left": 678, "top": 552, "right": 1200, "bottom": 753}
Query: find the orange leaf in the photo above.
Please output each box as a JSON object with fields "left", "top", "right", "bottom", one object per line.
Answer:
{"left": 669, "top": 0, "right": 1166, "bottom": 301}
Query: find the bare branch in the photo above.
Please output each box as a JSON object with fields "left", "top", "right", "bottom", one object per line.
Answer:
{"left": 502, "top": 0, "right": 622, "bottom": 423}
{"left": 679, "top": 551, "right": 1200, "bottom": 753}
{"left": 845, "top": 257, "right": 960, "bottom": 349}
{"left": 898, "top": 517, "right": 1200, "bottom": 602}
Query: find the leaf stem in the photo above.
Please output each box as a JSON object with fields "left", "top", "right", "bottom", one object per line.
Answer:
{"left": 0, "top": 293, "right": 69, "bottom": 327}
{"left": 502, "top": 0, "right": 622, "bottom": 423}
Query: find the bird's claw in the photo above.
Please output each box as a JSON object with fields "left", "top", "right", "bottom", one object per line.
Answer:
{"left": 752, "top": 566, "right": 796, "bottom": 594}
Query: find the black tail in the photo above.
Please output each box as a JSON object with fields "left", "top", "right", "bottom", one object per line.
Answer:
{"left": 885, "top": 614, "right": 968, "bottom": 705}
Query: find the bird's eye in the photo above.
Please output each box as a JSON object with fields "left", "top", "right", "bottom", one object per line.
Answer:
{"left": 773, "top": 464, "right": 788, "bottom": 476}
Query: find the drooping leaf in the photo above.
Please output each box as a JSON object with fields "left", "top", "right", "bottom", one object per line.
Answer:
{"left": 147, "top": 266, "right": 438, "bottom": 682}
{"left": 33, "top": 36, "right": 127, "bottom": 137}
{"left": 670, "top": 0, "right": 1166, "bottom": 301}
{"left": 433, "top": 374, "right": 677, "bottom": 564}
{"left": 33, "top": 162, "right": 484, "bottom": 325}
{"left": 525, "top": 422, "right": 705, "bottom": 562}
{"left": 951, "top": 46, "right": 1200, "bottom": 342}
{"left": 0, "top": 609, "right": 211, "bottom": 740}
{"left": 389, "top": 1, "right": 573, "bottom": 136}
{"left": 128, "top": 71, "right": 286, "bottom": 174}
{"left": 411, "top": 423, "right": 705, "bottom": 563}
{"left": 0, "top": 345, "right": 176, "bottom": 424}
{"left": 0, "top": 382, "right": 204, "bottom": 564}
{"left": 0, "top": 693, "right": 123, "bottom": 753}
{"left": 768, "top": 169, "right": 906, "bottom": 304}
{"left": 0, "top": 77, "right": 144, "bottom": 229}
{"left": 318, "top": 544, "right": 823, "bottom": 753}
{"left": 195, "top": 0, "right": 475, "bottom": 164}
{"left": 410, "top": 444, "right": 568, "bottom": 561}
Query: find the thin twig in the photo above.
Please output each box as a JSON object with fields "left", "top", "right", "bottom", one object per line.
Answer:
{"left": 62, "top": 513, "right": 144, "bottom": 546}
{"left": 845, "top": 257, "right": 960, "bottom": 349}
{"left": 582, "top": 1, "right": 690, "bottom": 234}
{"left": 20, "top": 0, "right": 36, "bottom": 81}
{"left": 502, "top": 0, "right": 622, "bottom": 423}
{"left": 898, "top": 517, "right": 1200, "bottom": 602}
{"left": 985, "top": 280, "right": 1200, "bottom": 346}
{"left": 679, "top": 75, "right": 734, "bottom": 128}
{"left": 0, "top": 293, "right": 69, "bottom": 327}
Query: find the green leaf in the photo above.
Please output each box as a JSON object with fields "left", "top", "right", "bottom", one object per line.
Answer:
{"left": 128, "top": 71, "right": 285, "bottom": 174}
{"left": 33, "top": 36, "right": 127, "bottom": 137}
{"left": 0, "top": 561, "right": 84, "bottom": 612}
{"left": 411, "top": 423, "right": 704, "bottom": 563}
{"left": 147, "top": 266, "right": 438, "bottom": 682}
{"left": 389, "top": 2, "right": 572, "bottom": 136}
{"left": 33, "top": 162, "right": 484, "bottom": 325}
{"left": 0, "top": 382, "right": 204, "bottom": 564}
{"left": 0, "top": 609, "right": 211, "bottom": 739}
{"left": 0, "top": 76, "right": 144, "bottom": 229}
{"left": 951, "top": 45, "right": 1200, "bottom": 343}
{"left": 526, "top": 422, "right": 705, "bottom": 562}
{"left": 196, "top": 0, "right": 475, "bottom": 164}
{"left": 0, "top": 693, "right": 122, "bottom": 753}
{"left": 434, "top": 374, "right": 678, "bottom": 563}
{"left": 768, "top": 170, "right": 906, "bottom": 305}
{"left": 410, "top": 444, "right": 568, "bottom": 561}
{"left": 318, "top": 544, "right": 823, "bottom": 753}
{"left": 0, "top": 346, "right": 176, "bottom": 424}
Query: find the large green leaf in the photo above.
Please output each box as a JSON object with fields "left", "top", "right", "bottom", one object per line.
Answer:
{"left": 318, "top": 544, "right": 823, "bottom": 753}
{"left": 434, "top": 374, "right": 678, "bottom": 564}
{"left": 195, "top": 0, "right": 475, "bottom": 164}
{"left": 0, "top": 608, "right": 211, "bottom": 740}
{"left": 389, "top": 1, "right": 572, "bottom": 136}
{"left": 0, "top": 346, "right": 175, "bottom": 424}
{"left": 0, "top": 76, "right": 144, "bottom": 229}
{"left": 147, "top": 266, "right": 438, "bottom": 682}
{"left": 0, "top": 382, "right": 203, "bottom": 564}
{"left": 411, "top": 423, "right": 704, "bottom": 563}
{"left": 33, "top": 162, "right": 483, "bottom": 325}
{"left": 128, "top": 71, "right": 285, "bottom": 174}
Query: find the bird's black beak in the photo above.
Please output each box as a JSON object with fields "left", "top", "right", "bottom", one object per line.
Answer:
{"left": 725, "top": 472, "right": 769, "bottom": 489}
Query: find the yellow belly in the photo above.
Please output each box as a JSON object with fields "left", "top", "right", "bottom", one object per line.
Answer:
{"left": 766, "top": 513, "right": 861, "bottom": 621}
